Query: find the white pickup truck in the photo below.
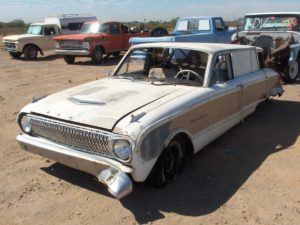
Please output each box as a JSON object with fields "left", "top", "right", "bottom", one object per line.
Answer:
{"left": 2, "top": 14, "right": 96, "bottom": 60}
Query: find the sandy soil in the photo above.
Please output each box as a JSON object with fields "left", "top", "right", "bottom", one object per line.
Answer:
{"left": 0, "top": 44, "right": 300, "bottom": 225}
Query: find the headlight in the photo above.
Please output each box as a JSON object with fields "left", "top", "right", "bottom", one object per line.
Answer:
{"left": 55, "top": 42, "right": 60, "bottom": 49}
{"left": 83, "top": 42, "right": 90, "bottom": 49}
{"left": 112, "top": 139, "right": 132, "bottom": 161}
{"left": 20, "top": 115, "right": 32, "bottom": 133}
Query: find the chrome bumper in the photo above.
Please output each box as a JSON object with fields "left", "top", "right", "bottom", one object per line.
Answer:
{"left": 4, "top": 47, "right": 20, "bottom": 53}
{"left": 16, "top": 134, "right": 133, "bottom": 199}
{"left": 55, "top": 49, "right": 90, "bottom": 56}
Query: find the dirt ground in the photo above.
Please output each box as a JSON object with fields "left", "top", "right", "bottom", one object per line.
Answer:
{"left": 0, "top": 42, "right": 300, "bottom": 225}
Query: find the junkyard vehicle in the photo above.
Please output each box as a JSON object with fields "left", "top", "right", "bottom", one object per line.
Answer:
{"left": 231, "top": 12, "right": 300, "bottom": 83}
{"left": 54, "top": 21, "right": 168, "bottom": 64}
{"left": 16, "top": 42, "right": 283, "bottom": 199}
{"left": 130, "top": 16, "right": 236, "bottom": 45}
{"left": 2, "top": 14, "right": 97, "bottom": 60}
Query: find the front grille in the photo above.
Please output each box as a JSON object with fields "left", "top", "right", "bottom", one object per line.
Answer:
{"left": 28, "top": 115, "right": 114, "bottom": 158}
{"left": 4, "top": 41, "right": 16, "bottom": 49}
{"left": 58, "top": 41, "right": 84, "bottom": 50}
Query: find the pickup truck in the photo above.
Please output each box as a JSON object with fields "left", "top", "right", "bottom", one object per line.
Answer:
{"left": 2, "top": 14, "right": 97, "bottom": 60}
{"left": 231, "top": 12, "right": 300, "bottom": 83}
{"left": 54, "top": 21, "right": 167, "bottom": 64}
{"left": 130, "top": 16, "right": 236, "bottom": 46}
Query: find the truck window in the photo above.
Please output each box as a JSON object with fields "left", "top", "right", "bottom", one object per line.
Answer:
{"left": 210, "top": 53, "right": 233, "bottom": 85}
{"left": 68, "top": 22, "right": 83, "bottom": 31}
{"left": 44, "top": 27, "right": 56, "bottom": 35}
{"left": 109, "top": 24, "right": 120, "bottom": 34}
{"left": 214, "top": 18, "right": 224, "bottom": 31}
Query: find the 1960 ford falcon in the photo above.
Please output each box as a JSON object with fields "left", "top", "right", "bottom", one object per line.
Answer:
{"left": 16, "top": 42, "right": 284, "bottom": 199}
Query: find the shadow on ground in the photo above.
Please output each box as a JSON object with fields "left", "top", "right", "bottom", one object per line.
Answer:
{"left": 42, "top": 99, "right": 300, "bottom": 224}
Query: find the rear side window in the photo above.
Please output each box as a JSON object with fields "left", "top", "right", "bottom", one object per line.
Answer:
{"left": 231, "top": 49, "right": 259, "bottom": 77}
{"left": 210, "top": 53, "right": 233, "bottom": 85}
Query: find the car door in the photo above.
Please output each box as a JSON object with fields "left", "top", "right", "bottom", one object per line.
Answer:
{"left": 200, "top": 52, "right": 243, "bottom": 147}
{"left": 106, "top": 23, "right": 124, "bottom": 52}
{"left": 42, "top": 26, "right": 57, "bottom": 50}
{"left": 231, "top": 49, "right": 266, "bottom": 118}
{"left": 213, "top": 18, "right": 230, "bottom": 43}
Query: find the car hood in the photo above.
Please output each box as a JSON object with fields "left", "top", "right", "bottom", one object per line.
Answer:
{"left": 23, "top": 78, "right": 182, "bottom": 130}
{"left": 3, "top": 34, "right": 41, "bottom": 41}
{"left": 53, "top": 33, "right": 105, "bottom": 41}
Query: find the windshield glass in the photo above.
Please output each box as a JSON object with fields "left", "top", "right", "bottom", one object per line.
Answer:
{"left": 80, "top": 23, "right": 109, "bottom": 34}
{"left": 243, "top": 15, "right": 299, "bottom": 31}
{"left": 114, "top": 47, "right": 209, "bottom": 86}
{"left": 27, "top": 25, "right": 43, "bottom": 35}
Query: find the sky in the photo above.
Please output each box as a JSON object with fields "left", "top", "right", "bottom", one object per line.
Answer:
{"left": 0, "top": 0, "right": 300, "bottom": 23}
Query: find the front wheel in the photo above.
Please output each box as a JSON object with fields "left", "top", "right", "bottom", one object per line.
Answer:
{"left": 9, "top": 52, "right": 21, "bottom": 59}
{"left": 24, "top": 45, "right": 38, "bottom": 60}
{"left": 91, "top": 47, "right": 103, "bottom": 64}
{"left": 283, "top": 59, "right": 299, "bottom": 83}
{"left": 148, "top": 136, "right": 186, "bottom": 188}
{"left": 64, "top": 56, "right": 75, "bottom": 64}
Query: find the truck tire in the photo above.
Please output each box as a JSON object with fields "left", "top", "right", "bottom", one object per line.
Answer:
{"left": 148, "top": 136, "right": 186, "bottom": 188}
{"left": 64, "top": 56, "right": 75, "bottom": 64}
{"left": 283, "top": 59, "right": 299, "bottom": 83}
{"left": 91, "top": 47, "right": 103, "bottom": 64}
{"left": 150, "top": 27, "right": 168, "bottom": 37}
{"left": 24, "top": 45, "right": 38, "bottom": 60}
{"left": 9, "top": 52, "right": 22, "bottom": 59}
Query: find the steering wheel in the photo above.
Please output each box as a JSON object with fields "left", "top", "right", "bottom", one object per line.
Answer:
{"left": 175, "top": 69, "right": 203, "bottom": 82}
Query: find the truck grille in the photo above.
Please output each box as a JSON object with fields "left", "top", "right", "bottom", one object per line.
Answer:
{"left": 28, "top": 115, "right": 114, "bottom": 158}
{"left": 3, "top": 41, "right": 16, "bottom": 49}
{"left": 58, "top": 41, "right": 84, "bottom": 50}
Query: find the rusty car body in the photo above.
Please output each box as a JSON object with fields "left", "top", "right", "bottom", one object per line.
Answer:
{"left": 16, "top": 42, "right": 283, "bottom": 199}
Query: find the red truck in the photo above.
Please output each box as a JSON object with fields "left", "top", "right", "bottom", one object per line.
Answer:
{"left": 54, "top": 21, "right": 167, "bottom": 64}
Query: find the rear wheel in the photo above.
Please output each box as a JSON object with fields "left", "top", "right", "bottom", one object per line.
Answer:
{"left": 64, "top": 56, "right": 75, "bottom": 64}
{"left": 24, "top": 45, "right": 38, "bottom": 60}
{"left": 9, "top": 52, "right": 21, "bottom": 59}
{"left": 148, "top": 136, "right": 186, "bottom": 188}
{"left": 91, "top": 47, "right": 103, "bottom": 64}
{"left": 283, "top": 59, "right": 299, "bottom": 83}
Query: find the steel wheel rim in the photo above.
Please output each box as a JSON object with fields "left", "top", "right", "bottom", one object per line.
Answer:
{"left": 289, "top": 61, "right": 298, "bottom": 79}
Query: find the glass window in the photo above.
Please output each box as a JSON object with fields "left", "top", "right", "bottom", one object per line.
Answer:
{"left": 27, "top": 25, "right": 43, "bottom": 35}
{"left": 214, "top": 19, "right": 224, "bottom": 31}
{"left": 210, "top": 53, "right": 233, "bottom": 85}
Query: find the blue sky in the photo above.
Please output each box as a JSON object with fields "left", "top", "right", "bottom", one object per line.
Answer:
{"left": 0, "top": 0, "right": 300, "bottom": 22}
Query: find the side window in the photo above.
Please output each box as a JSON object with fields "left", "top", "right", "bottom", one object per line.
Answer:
{"left": 110, "top": 24, "right": 120, "bottom": 34}
{"left": 210, "top": 53, "right": 233, "bottom": 85}
{"left": 214, "top": 19, "right": 224, "bottom": 31}
{"left": 44, "top": 27, "right": 56, "bottom": 35}
{"left": 68, "top": 22, "right": 83, "bottom": 31}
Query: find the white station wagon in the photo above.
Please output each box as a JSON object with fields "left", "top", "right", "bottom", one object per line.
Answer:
{"left": 16, "top": 42, "right": 284, "bottom": 199}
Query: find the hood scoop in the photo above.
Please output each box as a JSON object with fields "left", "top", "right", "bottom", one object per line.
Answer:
{"left": 68, "top": 96, "right": 106, "bottom": 105}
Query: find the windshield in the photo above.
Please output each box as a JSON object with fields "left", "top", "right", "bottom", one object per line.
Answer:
{"left": 243, "top": 15, "right": 299, "bottom": 31}
{"left": 27, "top": 25, "right": 43, "bottom": 35}
{"left": 114, "top": 47, "right": 209, "bottom": 86}
{"left": 80, "top": 23, "right": 110, "bottom": 34}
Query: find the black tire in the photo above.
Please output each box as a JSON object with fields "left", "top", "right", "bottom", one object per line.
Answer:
{"left": 282, "top": 59, "right": 299, "bottom": 83}
{"left": 148, "top": 136, "right": 186, "bottom": 188}
{"left": 24, "top": 45, "right": 38, "bottom": 60}
{"left": 150, "top": 27, "right": 168, "bottom": 37}
{"left": 9, "top": 52, "right": 21, "bottom": 59}
{"left": 91, "top": 47, "right": 103, "bottom": 64}
{"left": 64, "top": 56, "right": 75, "bottom": 64}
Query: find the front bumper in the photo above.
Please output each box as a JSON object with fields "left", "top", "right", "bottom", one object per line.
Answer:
{"left": 55, "top": 49, "right": 90, "bottom": 56}
{"left": 3, "top": 47, "right": 20, "bottom": 53}
{"left": 16, "top": 134, "right": 133, "bottom": 199}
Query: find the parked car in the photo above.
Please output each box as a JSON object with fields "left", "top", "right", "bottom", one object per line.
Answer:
{"left": 2, "top": 14, "right": 97, "bottom": 60}
{"left": 130, "top": 16, "right": 236, "bottom": 45}
{"left": 16, "top": 42, "right": 283, "bottom": 199}
{"left": 53, "top": 21, "right": 168, "bottom": 64}
{"left": 231, "top": 12, "right": 300, "bottom": 83}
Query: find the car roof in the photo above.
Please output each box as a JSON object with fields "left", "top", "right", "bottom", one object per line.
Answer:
{"left": 130, "top": 42, "right": 258, "bottom": 54}
{"left": 245, "top": 12, "right": 300, "bottom": 16}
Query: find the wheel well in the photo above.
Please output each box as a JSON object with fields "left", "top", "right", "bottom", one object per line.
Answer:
{"left": 174, "top": 132, "right": 194, "bottom": 156}
{"left": 22, "top": 44, "right": 43, "bottom": 55}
